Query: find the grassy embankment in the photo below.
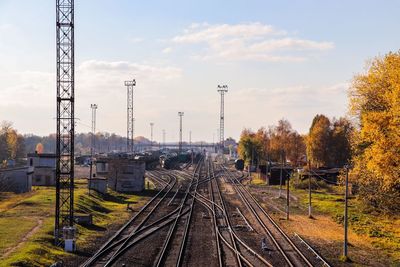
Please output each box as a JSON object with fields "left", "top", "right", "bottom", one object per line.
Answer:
{"left": 248, "top": 173, "right": 400, "bottom": 265}
{"left": 0, "top": 178, "right": 154, "bottom": 266}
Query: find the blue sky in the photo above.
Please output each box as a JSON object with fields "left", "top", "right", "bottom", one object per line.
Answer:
{"left": 0, "top": 0, "right": 399, "bottom": 142}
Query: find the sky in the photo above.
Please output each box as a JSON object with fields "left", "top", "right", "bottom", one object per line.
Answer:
{"left": 0, "top": 0, "right": 399, "bottom": 143}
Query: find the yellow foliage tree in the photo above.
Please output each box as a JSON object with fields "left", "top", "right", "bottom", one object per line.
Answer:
{"left": 349, "top": 51, "right": 400, "bottom": 211}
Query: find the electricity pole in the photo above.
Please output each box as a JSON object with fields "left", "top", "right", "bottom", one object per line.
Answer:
{"left": 286, "top": 172, "right": 290, "bottom": 220}
{"left": 89, "top": 104, "right": 98, "bottom": 195}
{"left": 217, "top": 85, "right": 228, "bottom": 154}
{"left": 344, "top": 165, "right": 349, "bottom": 258}
{"left": 279, "top": 150, "right": 284, "bottom": 197}
{"left": 308, "top": 160, "right": 312, "bottom": 218}
{"left": 150, "top": 122, "right": 154, "bottom": 150}
{"left": 55, "top": 0, "right": 75, "bottom": 247}
{"left": 124, "top": 79, "right": 136, "bottom": 152}
{"left": 178, "top": 112, "right": 184, "bottom": 154}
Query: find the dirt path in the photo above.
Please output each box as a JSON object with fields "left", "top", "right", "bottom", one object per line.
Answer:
{"left": 1, "top": 217, "right": 44, "bottom": 259}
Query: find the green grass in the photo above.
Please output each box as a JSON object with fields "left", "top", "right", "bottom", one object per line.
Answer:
{"left": 0, "top": 178, "right": 151, "bottom": 266}
{"left": 292, "top": 185, "right": 400, "bottom": 264}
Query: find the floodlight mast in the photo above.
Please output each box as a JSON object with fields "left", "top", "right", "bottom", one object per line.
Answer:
{"left": 178, "top": 112, "right": 184, "bottom": 153}
{"left": 125, "top": 79, "right": 136, "bottom": 152}
{"left": 217, "top": 85, "right": 228, "bottom": 153}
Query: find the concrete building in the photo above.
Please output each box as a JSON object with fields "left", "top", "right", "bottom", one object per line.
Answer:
{"left": 88, "top": 176, "right": 107, "bottom": 194}
{"left": 108, "top": 159, "right": 145, "bottom": 192}
{"left": 0, "top": 166, "right": 33, "bottom": 193}
{"left": 95, "top": 159, "right": 108, "bottom": 176}
{"left": 27, "top": 153, "right": 56, "bottom": 186}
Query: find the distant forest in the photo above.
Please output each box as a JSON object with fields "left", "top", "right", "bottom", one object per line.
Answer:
{"left": 0, "top": 121, "right": 152, "bottom": 162}
{"left": 24, "top": 133, "right": 152, "bottom": 155}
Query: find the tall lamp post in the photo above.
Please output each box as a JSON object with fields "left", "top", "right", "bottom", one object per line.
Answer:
{"left": 178, "top": 112, "right": 184, "bottom": 154}
{"left": 150, "top": 122, "right": 154, "bottom": 150}
{"left": 89, "top": 104, "right": 97, "bottom": 195}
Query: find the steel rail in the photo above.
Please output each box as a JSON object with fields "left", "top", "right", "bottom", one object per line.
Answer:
{"left": 223, "top": 165, "right": 314, "bottom": 267}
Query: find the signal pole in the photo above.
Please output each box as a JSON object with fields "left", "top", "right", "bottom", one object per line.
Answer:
{"left": 89, "top": 104, "right": 98, "bottom": 195}
{"left": 178, "top": 112, "right": 184, "bottom": 154}
{"left": 150, "top": 122, "right": 154, "bottom": 150}
{"left": 124, "top": 79, "right": 136, "bottom": 152}
{"left": 55, "top": 0, "right": 75, "bottom": 248}
{"left": 217, "top": 85, "right": 228, "bottom": 154}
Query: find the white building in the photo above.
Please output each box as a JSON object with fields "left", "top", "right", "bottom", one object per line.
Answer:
{"left": 27, "top": 153, "right": 56, "bottom": 186}
{"left": 107, "top": 159, "right": 145, "bottom": 192}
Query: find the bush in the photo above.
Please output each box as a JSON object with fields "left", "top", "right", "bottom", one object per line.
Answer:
{"left": 292, "top": 176, "right": 329, "bottom": 190}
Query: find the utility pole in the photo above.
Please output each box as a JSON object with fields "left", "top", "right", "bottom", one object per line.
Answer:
{"left": 55, "top": 0, "right": 75, "bottom": 249}
{"left": 286, "top": 172, "right": 290, "bottom": 220}
{"left": 178, "top": 112, "right": 184, "bottom": 154}
{"left": 279, "top": 150, "right": 284, "bottom": 197}
{"left": 217, "top": 85, "right": 228, "bottom": 154}
{"left": 150, "top": 122, "right": 154, "bottom": 150}
{"left": 344, "top": 165, "right": 349, "bottom": 258}
{"left": 89, "top": 104, "right": 98, "bottom": 195}
{"left": 124, "top": 79, "right": 136, "bottom": 152}
{"left": 308, "top": 160, "right": 312, "bottom": 218}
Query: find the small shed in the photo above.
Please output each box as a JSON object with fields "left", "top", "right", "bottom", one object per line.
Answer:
{"left": 0, "top": 166, "right": 33, "bottom": 193}
{"left": 88, "top": 177, "right": 107, "bottom": 194}
{"left": 266, "top": 166, "right": 293, "bottom": 185}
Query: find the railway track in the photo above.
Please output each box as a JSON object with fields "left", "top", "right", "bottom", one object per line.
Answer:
{"left": 155, "top": 158, "right": 203, "bottom": 266}
{"left": 221, "top": 165, "right": 315, "bottom": 267}
{"left": 81, "top": 167, "right": 194, "bottom": 266}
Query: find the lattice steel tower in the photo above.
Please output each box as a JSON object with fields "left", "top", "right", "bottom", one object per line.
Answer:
{"left": 55, "top": 0, "right": 75, "bottom": 243}
{"left": 217, "top": 85, "right": 228, "bottom": 151}
{"left": 178, "top": 112, "right": 184, "bottom": 153}
{"left": 125, "top": 79, "right": 136, "bottom": 152}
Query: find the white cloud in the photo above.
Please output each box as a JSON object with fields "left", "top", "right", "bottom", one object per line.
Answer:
{"left": 129, "top": 37, "right": 144, "bottom": 43}
{"left": 162, "top": 47, "right": 172, "bottom": 54}
{"left": 0, "top": 71, "right": 54, "bottom": 107}
{"left": 227, "top": 83, "right": 348, "bottom": 133}
{"left": 170, "top": 22, "right": 334, "bottom": 62}
{"left": 77, "top": 60, "right": 182, "bottom": 84}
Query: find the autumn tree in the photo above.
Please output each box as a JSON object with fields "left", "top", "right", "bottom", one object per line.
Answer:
{"left": 0, "top": 121, "right": 26, "bottom": 163}
{"left": 286, "top": 132, "right": 306, "bottom": 166}
{"left": 237, "top": 129, "right": 263, "bottom": 167}
{"left": 268, "top": 119, "right": 293, "bottom": 162}
{"left": 238, "top": 119, "right": 306, "bottom": 167}
{"left": 306, "top": 115, "right": 331, "bottom": 167}
{"left": 349, "top": 51, "right": 400, "bottom": 211}
{"left": 329, "top": 118, "right": 352, "bottom": 167}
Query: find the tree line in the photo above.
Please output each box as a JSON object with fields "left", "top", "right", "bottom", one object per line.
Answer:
{"left": 0, "top": 125, "right": 153, "bottom": 167}
{"left": 238, "top": 51, "right": 400, "bottom": 212}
